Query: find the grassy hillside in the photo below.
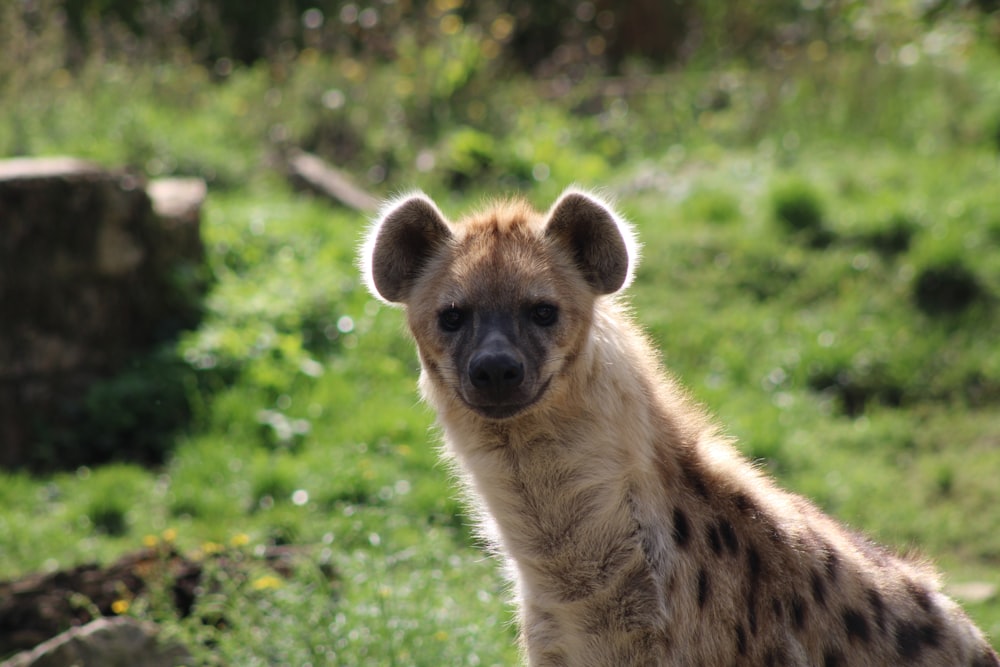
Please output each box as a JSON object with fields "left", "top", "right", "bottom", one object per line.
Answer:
{"left": 1, "top": 9, "right": 999, "bottom": 664}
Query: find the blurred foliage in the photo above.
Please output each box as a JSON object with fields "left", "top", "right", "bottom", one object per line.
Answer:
{"left": 18, "top": 347, "right": 206, "bottom": 471}
{"left": 5, "top": 0, "right": 999, "bottom": 201}
{"left": 770, "top": 177, "right": 834, "bottom": 247}
{"left": 16, "top": 0, "right": 1000, "bottom": 73}
{"left": 0, "top": 0, "right": 888, "bottom": 69}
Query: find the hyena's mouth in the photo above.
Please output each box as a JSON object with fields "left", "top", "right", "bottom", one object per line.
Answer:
{"left": 461, "top": 377, "right": 552, "bottom": 420}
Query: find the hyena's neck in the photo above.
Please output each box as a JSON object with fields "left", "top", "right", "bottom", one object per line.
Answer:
{"left": 433, "top": 302, "right": 700, "bottom": 582}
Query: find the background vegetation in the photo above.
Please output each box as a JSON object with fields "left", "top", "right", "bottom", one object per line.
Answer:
{"left": 1, "top": 0, "right": 999, "bottom": 663}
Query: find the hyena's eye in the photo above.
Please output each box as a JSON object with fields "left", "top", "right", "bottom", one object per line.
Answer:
{"left": 530, "top": 303, "right": 559, "bottom": 327}
{"left": 438, "top": 307, "right": 466, "bottom": 332}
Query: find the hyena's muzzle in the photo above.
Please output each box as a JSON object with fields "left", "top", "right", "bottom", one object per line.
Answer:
{"left": 467, "top": 313, "right": 525, "bottom": 400}
{"left": 458, "top": 311, "right": 551, "bottom": 420}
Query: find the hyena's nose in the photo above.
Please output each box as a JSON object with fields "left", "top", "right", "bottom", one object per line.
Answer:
{"left": 469, "top": 350, "right": 525, "bottom": 396}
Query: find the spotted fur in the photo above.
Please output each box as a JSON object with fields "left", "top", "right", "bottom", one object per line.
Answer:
{"left": 362, "top": 188, "right": 999, "bottom": 666}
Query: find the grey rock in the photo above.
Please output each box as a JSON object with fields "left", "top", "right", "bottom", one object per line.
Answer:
{"left": 1, "top": 617, "right": 193, "bottom": 667}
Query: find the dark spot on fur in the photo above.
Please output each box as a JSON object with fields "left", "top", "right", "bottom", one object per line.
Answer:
{"left": 791, "top": 595, "right": 808, "bottom": 630}
{"left": 895, "top": 620, "right": 941, "bottom": 660}
{"left": 823, "top": 648, "right": 843, "bottom": 667}
{"left": 707, "top": 523, "right": 723, "bottom": 556}
{"left": 734, "top": 492, "right": 757, "bottom": 514}
{"left": 697, "top": 568, "right": 711, "bottom": 608}
{"left": 735, "top": 624, "right": 748, "bottom": 656}
{"left": 747, "top": 546, "right": 762, "bottom": 579}
{"left": 867, "top": 588, "right": 888, "bottom": 635}
{"left": 682, "top": 458, "right": 711, "bottom": 499}
{"left": 745, "top": 553, "right": 762, "bottom": 635}
{"left": 811, "top": 570, "right": 827, "bottom": 608}
{"left": 764, "top": 519, "right": 786, "bottom": 545}
{"left": 764, "top": 645, "right": 787, "bottom": 666}
{"left": 771, "top": 597, "right": 784, "bottom": 620}
{"left": 922, "top": 620, "right": 941, "bottom": 647}
{"left": 719, "top": 519, "right": 739, "bottom": 555}
{"left": 895, "top": 622, "right": 922, "bottom": 660}
{"left": 843, "top": 608, "right": 871, "bottom": 643}
{"left": 672, "top": 507, "right": 691, "bottom": 548}
{"left": 906, "top": 580, "right": 933, "bottom": 613}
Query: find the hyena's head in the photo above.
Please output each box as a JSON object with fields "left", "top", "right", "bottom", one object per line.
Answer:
{"left": 362, "top": 188, "right": 638, "bottom": 420}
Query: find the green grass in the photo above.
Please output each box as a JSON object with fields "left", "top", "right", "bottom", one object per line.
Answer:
{"left": 2, "top": 23, "right": 1000, "bottom": 663}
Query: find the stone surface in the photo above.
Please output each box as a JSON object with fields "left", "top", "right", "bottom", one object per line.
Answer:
{"left": 0, "top": 617, "right": 193, "bottom": 667}
{"left": 0, "top": 157, "right": 207, "bottom": 469}
{"left": 0, "top": 548, "right": 193, "bottom": 656}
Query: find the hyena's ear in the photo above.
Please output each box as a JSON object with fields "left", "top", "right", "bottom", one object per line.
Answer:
{"left": 363, "top": 193, "right": 453, "bottom": 304}
{"left": 543, "top": 188, "right": 639, "bottom": 294}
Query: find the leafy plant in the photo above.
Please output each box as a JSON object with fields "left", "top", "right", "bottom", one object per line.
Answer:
{"left": 913, "top": 259, "right": 984, "bottom": 316}
{"left": 770, "top": 177, "right": 833, "bottom": 246}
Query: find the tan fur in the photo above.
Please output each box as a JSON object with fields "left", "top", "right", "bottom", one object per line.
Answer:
{"left": 362, "top": 188, "right": 999, "bottom": 666}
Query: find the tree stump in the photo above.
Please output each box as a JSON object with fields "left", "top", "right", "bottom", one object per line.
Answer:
{"left": 0, "top": 158, "right": 208, "bottom": 469}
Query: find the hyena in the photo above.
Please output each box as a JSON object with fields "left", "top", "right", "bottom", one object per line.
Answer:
{"left": 361, "top": 188, "right": 999, "bottom": 666}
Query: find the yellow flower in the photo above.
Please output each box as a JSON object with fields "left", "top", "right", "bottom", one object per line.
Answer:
{"left": 434, "top": 0, "right": 463, "bottom": 11}
{"left": 142, "top": 534, "right": 159, "bottom": 548}
{"left": 201, "top": 541, "right": 224, "bottom": 555}
{"left": 161, "top": 528, "right": 177, "bottom": 543}
{"left": 298, "top": 47, "right": 319, "bottom": 66}
{"left": 433, "top": 630, "right": 449, "bottom": 641}
{"left": 440, "top": 14, "right": 463, "bottom": 35}
{"left": 111, "top": 599, "right": 130, "bottom": 615}
{"left": 251, "top": 575, "right": 283, "bottom": 591}
{"left": 230, "top": 533, "right": 250, "bottom": 547}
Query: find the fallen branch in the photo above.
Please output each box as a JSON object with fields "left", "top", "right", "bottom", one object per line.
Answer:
{"left": 284, "top": 150, "right": 380, "bottom": 214}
